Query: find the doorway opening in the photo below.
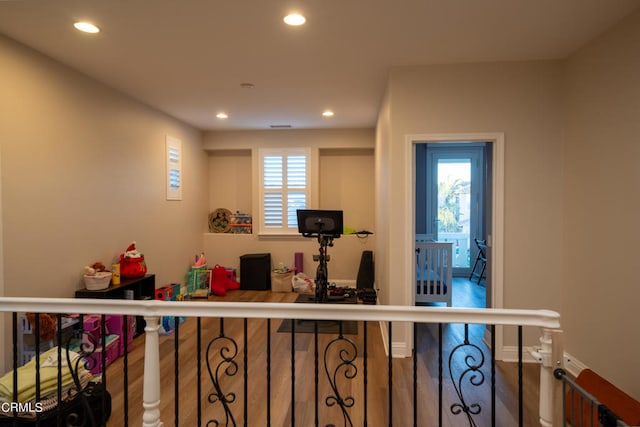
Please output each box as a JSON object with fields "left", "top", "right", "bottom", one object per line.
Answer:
{"left": 416, "top": 142, "right": 489, "bottom": 309}
{"left": 407, "top": 132, "right": 504, "bottom": 357}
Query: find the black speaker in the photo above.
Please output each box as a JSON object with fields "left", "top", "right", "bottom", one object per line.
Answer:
{"left": 240, "top": 253, "right": 271, "bottom": 290}
{"left": 356, "top": 251, "right": 374, "bottom": 289}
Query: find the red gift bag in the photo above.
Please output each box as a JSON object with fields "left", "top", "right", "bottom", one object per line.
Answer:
{"left": 120, "top": 255, "right": 147, "bottom": 278}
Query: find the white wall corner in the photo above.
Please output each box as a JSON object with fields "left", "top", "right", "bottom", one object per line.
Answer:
{"left": 378, "top": 320, "right": 413, "bottom": 358}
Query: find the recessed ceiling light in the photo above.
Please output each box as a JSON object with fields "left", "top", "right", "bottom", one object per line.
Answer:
{"left": 73, "top": 22, "right": 100, "bottom": 34}
{"left": 240, "top": 82, "right": 255, "bottom": 89}
{"left": 322, "top": 110, "right": 335, "bottom": 117}
{"left": 216, "top": 113, "right": 228, "bottom": 119}
{"left": 284, "top": 13, "right": 306, "bottom": 26}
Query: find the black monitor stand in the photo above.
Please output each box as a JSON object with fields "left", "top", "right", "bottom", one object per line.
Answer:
{"left": 296, "top": 209, "right": 343, "bottom": 303}
{"left": 313, "top": 233, "right": 334, "bottom": 303}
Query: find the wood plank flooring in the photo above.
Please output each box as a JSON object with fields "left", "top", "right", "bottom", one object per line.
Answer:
{"left": 105, "top": 285, "right": 540, "bottom": 426}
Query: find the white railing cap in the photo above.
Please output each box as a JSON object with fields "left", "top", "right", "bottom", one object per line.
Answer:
{"left": 0, "top": 297, "right": 560, "bottom": 329}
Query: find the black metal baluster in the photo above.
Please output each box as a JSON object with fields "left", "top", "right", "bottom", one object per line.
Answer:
{"left": 363, "top": 321, "right": 368, "bottom": 427}
{"left": 101, "top": 313, "right": 107, "bottom": 426}
{"left": 448, "top": 323, "right": 485, "bottom": 426}
{"left": 518, "top": 325, "right": 523, "bottom": 427}
{"left": 35, "top": 313, "right": 41, "bottom": 419}
{"left": 197, "top": 317, "right": 202, "bottom": 427}
{"left": 388, "top": 321, "right": 392, "bottom": 427}
{"left": 314, "top": 321, "right": 319, "bottom": 427}
{"left": 438, "top": 323, "right": 443, "bottom": 426}
{"left": 244, "top": 318, "right": 248, "bottom": 427}
{"left": 56, "top": 314, "right": 63, "bottom": 427}
{"left": 123, "top": 315, "right": 129, "bottom": 427}
{"left": 323, "top": 322, "right": 357, "bottom": 427}
{"left": 413, "top": 322, "right": 418, "bottom": 427}
{"left": 491, "top": 324, "right": 496, "bottom": 427}
{"left": 175, "top": 316, "right": 180, "bottom": 427}
{"left": 267, "top": 319, "right": 271, "bottom": 427}
{"left": 12, "top": 313, "right": 18, "bottom": 419}
{"left": 291, "top": 319, "right": 296, "bottom": 427}
{"left": 205, "top": 317, "right": 239, "bottom": 426}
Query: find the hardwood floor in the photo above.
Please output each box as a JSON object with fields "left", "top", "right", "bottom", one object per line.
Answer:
{"left": 105, "top": 285, "right": 540, "bottom": 426}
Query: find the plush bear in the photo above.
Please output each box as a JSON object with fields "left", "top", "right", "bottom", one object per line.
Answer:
{"left": 26, "top": 313, "right": 57, "bottom": 341}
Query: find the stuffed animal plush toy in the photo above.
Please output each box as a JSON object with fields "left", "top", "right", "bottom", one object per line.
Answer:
{"left": 26, "top": 313, "right": 57, "bottom": 341}
{"left": 210, "top": 264, "right": 240, "bottom": 296}
{"left": 210, "top": 266, "right": 227, "bottom": 296}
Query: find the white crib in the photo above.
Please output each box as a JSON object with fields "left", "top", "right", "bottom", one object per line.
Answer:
{"left": 415, "top": 240, "right": 453, "bottom": 306}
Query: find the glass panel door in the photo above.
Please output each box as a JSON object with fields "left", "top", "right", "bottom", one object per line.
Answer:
{"left": 425, "top": 145, "right": 484, "bottom": 276}
{"left": 437, "top": 159, "right": 472, "bottom": 269}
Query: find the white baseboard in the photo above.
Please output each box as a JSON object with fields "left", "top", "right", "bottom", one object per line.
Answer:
{"left": 378, "top": 321, "right": 590, "bottom": 373}
{"left": 501, "top": 345, "right": 540, "bottom": 363}
{"left": 378, "top": 321, "right": 411, "bottom": 358}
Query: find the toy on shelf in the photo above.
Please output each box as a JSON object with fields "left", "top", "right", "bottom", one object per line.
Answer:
{"left": 230, "top": 211, "right": 252, "bottom": 234}
{"left": 211, "top": 264, "right": 240, "bottom": 296}
{"left": 83, "top": 262, "right": 112, "bottom": 290}
{"left": 120, "top": 241, "right": 147, "bottom": 278}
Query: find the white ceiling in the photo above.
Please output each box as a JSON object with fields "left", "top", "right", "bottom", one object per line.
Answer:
{"left": 1, "top": 0, "right": 638, "bottom": 130}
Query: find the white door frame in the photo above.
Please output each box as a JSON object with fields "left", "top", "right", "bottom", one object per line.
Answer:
{"left": 405, "top": 132, "right": 505, "bottom": 359}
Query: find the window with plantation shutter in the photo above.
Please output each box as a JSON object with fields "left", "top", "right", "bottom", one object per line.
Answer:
{"left": 166, "top": 136, "right": 182, "bottom": 201}
{"left": 259, "top": 148, "right": 310, "bottom": 234}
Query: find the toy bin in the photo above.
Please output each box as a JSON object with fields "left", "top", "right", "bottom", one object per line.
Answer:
{"left": 87, "top": 334, "right": 120, "bottom": 375}
{"left": 82, "top": 314, "right": 102, "bottom": 344}
{"left": 83, "top": 314, "right": 101, "bottom": 331}
{"left": 106, "top": 314, "right": 134, "bottom": 356}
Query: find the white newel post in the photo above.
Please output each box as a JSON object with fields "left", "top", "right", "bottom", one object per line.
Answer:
{"left": 142, "top": 315, "right": 164, "bottom": 427}
{"left": 538, "top": 328, "right": 564, "bottom": 427}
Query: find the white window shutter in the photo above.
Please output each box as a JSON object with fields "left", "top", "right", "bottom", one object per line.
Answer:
{"left": 259, "top": 148, "right": 310, "bottom": 234}
{"left": 166, "top": 136, "right": 182, "bottom": 200}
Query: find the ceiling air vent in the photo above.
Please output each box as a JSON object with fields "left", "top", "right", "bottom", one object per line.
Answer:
{"left": 270, "top": 125, "right": 292, "bottom": 129}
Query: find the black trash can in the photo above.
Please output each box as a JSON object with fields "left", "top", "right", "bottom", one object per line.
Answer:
{"left": 240, "top": 253, "right": 272, "bottom": 290}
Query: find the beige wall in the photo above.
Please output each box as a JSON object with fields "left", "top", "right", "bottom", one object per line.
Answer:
{"left": 0, "top": 34, "right": 209, "bottom": 298}
{"left": 375, "top": 86, "right": 393, "bottom": 306}
{"left": 377, "top": 61, "right": 565, "bottom": 348}
{"left": 203, "top": 128, "right": 374, "bottom": 151}
{"left": 203, "top": 128, "right": 376, "bottom": 282}
{"left": 563, "top": 10, "right": 640, "bottom": 399}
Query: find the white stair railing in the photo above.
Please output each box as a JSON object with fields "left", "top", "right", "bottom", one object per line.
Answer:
{"left": 1, "top": 297, "right": 562, "bottom": 427}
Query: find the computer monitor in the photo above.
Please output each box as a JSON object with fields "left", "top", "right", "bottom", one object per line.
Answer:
{"left": 296, "top": 210, "right": 343, "bottom": 238}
